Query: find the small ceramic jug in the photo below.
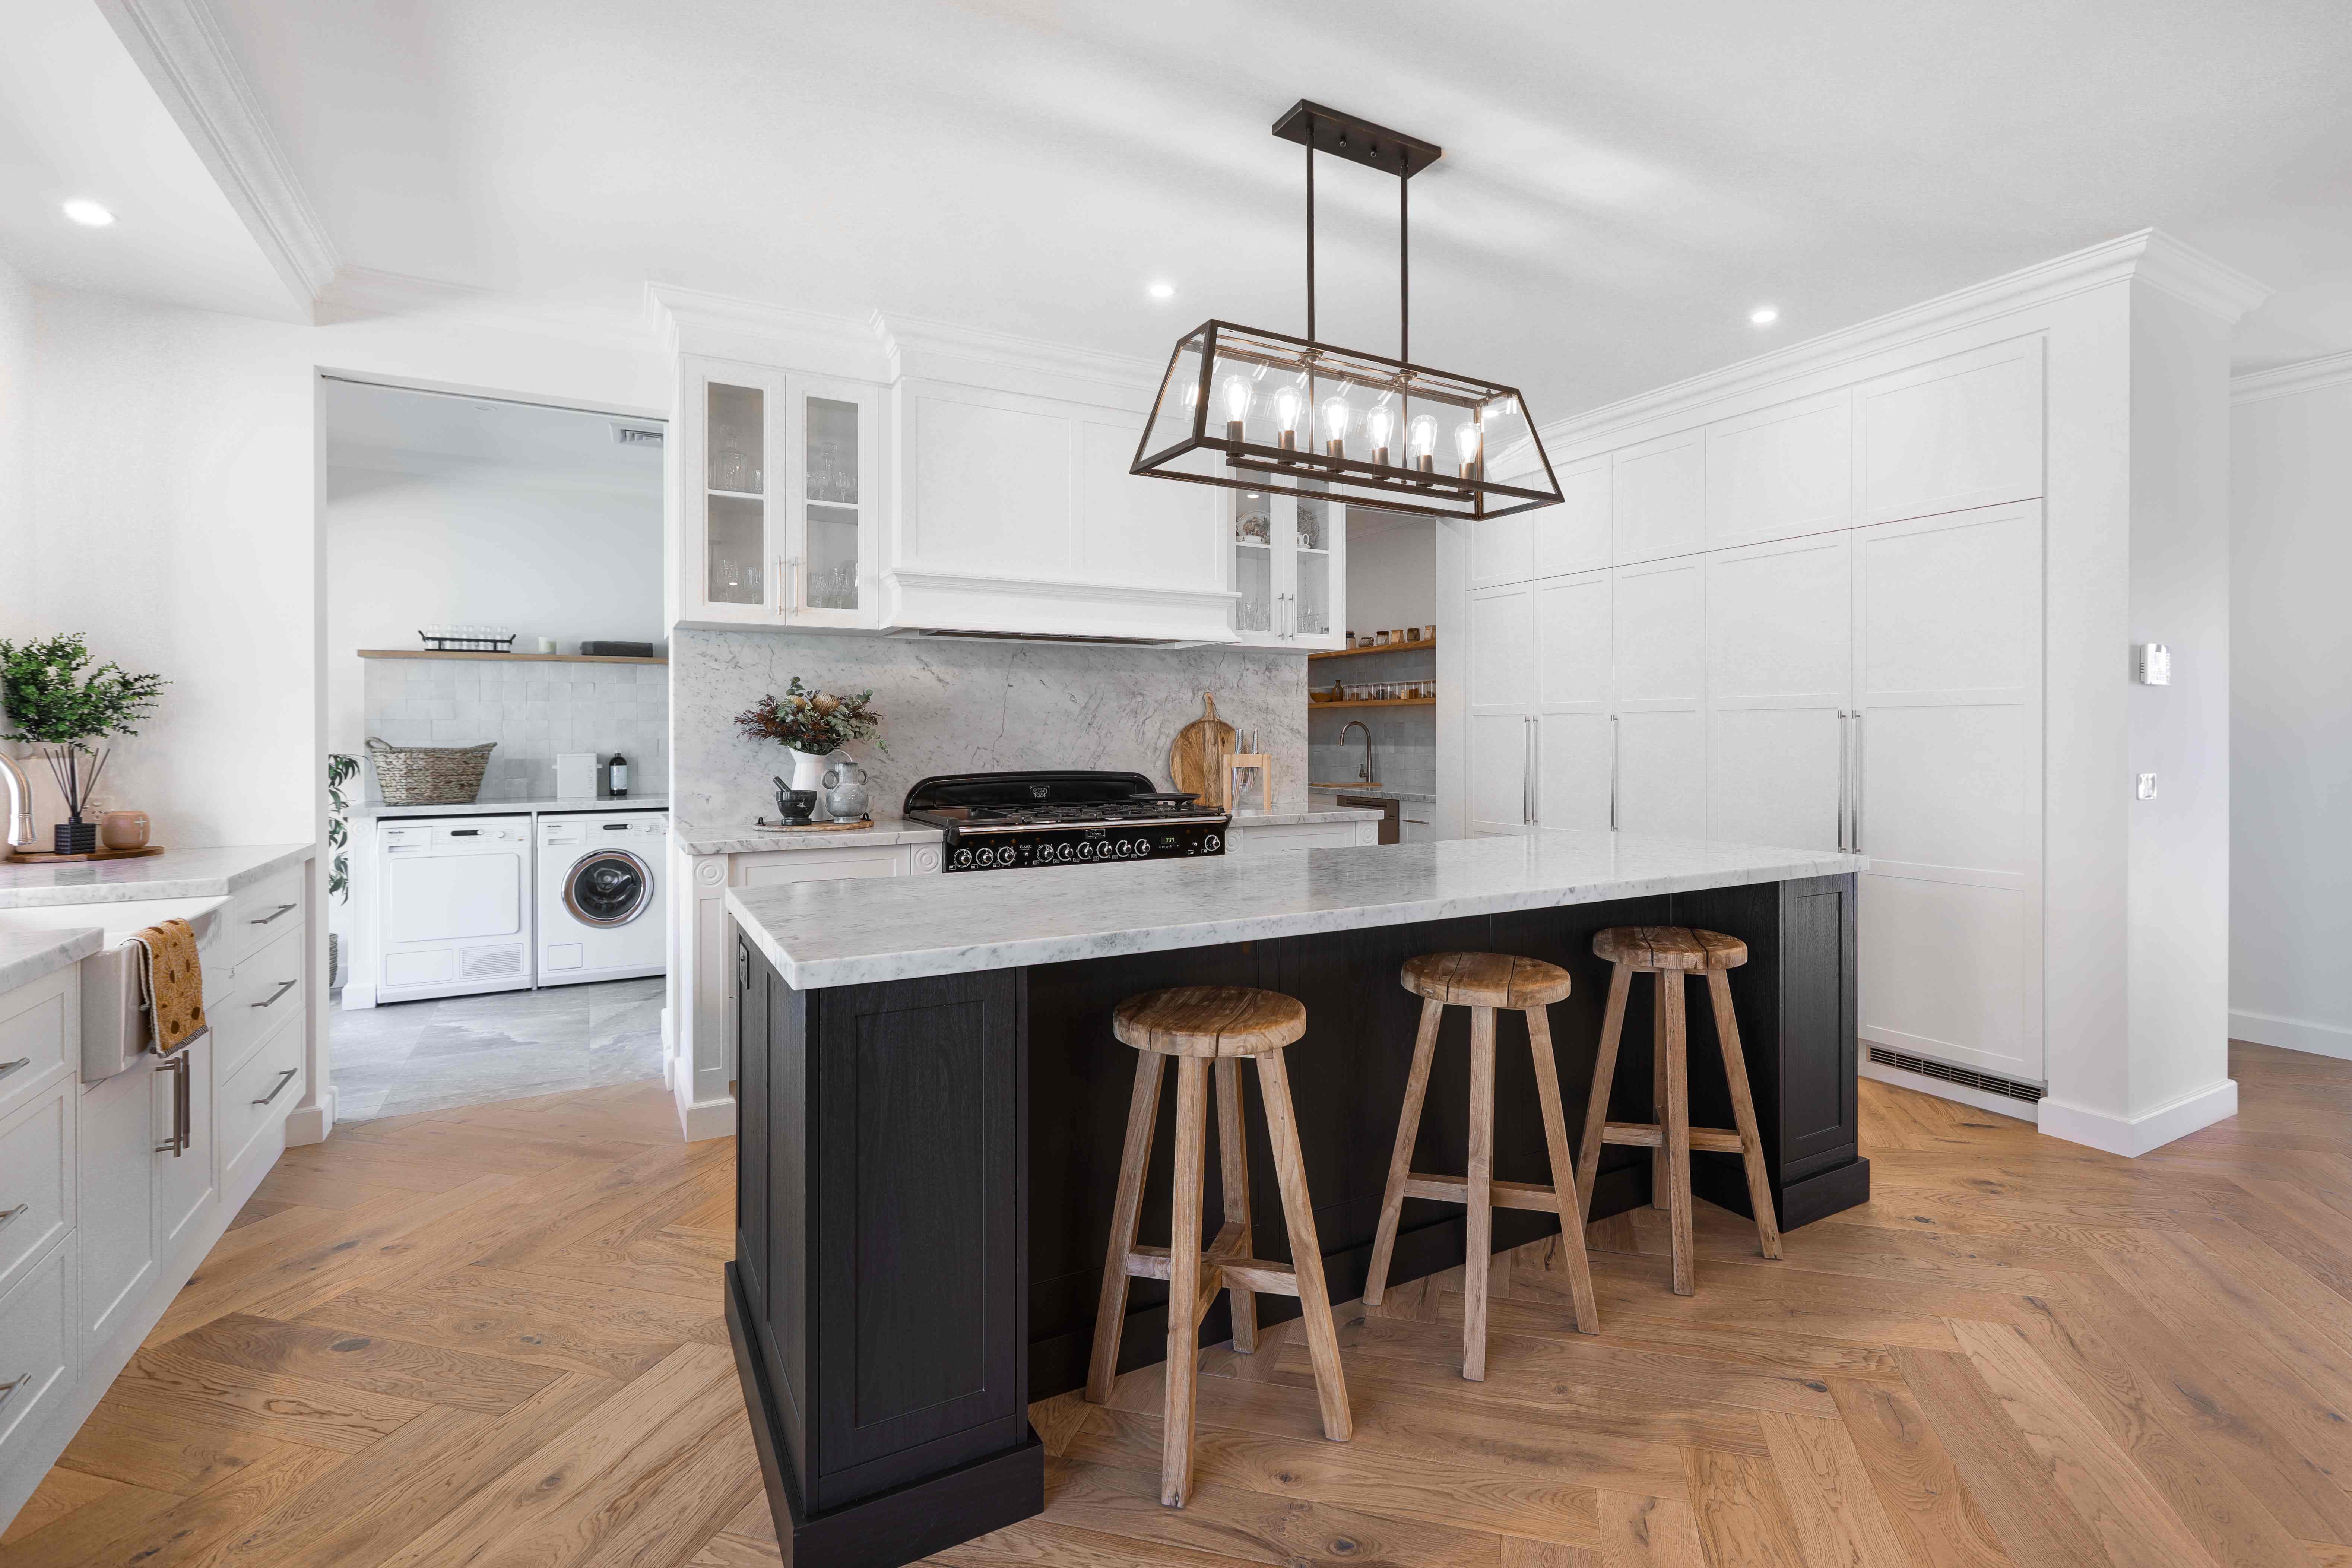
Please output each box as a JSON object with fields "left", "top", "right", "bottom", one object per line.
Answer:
{"left": 822, "top": 762, "right": 869, "bottom": 822}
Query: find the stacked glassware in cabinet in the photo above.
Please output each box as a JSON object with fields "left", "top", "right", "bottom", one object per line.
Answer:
{"left": 1227, "top": 482, "right": 1343, "bottom": 649}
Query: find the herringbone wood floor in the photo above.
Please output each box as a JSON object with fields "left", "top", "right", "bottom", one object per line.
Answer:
{"left": 7, "top": 1044, "right": 2352, "bottom": 1566}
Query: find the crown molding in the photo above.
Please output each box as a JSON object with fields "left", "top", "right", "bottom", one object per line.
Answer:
{"left": 2231, "top": 348, "right": 2352, "bottom": 406}
{"left": 642, "top": 283, "right": 893, "bottom": 381}
{"left": 97, "top": 0, "right": 336, "bottom": 317}
{"left": 1537, "top": 228, "right": 2264, "bottom": 453}
{"left": 320, "top": 266, "right": 651, "bottom": 349}
{"left": 875, "top": 310, "right": 1165, "bottom": 401}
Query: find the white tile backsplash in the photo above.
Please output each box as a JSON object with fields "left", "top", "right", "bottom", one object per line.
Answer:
{"left": 361, "top": 658, "right": 668, "bottom": 801}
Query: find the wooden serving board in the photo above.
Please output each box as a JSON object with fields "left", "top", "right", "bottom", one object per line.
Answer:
{"left": 5, "top": 845, "right": 167, "bottom": 864}
{"left": 1169, "top": 692, "right": 1237, "bottom": 811}
{"left": 752, "top": 817, "right": 877, "bottom": 833}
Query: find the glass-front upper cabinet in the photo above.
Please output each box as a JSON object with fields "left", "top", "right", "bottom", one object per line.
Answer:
{"left": 1227, "top": 482, "right": 1344, "bottom": 650}
{"left": 681, "top": 358, "right": 880, "bottom": 628}
{"left": 783, "top": 378, "right": 881, "bottom": 628}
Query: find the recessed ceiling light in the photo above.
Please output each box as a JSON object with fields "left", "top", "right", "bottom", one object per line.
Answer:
{"left": 1749, "top": 305, "right": 1779, "bottom": 326}
{"left": 62, "top": 199, "right": 115, "bottom": 228}
{"left": 1147, "top": 281, "right": 1176, "bottom": 301}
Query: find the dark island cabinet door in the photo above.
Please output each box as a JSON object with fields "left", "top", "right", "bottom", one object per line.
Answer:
{"left": 795, "top": 967, "right": 1029, "bottom": 1511}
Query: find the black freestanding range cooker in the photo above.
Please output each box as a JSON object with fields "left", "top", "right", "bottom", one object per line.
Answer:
{"left": 902, "top": 770, "right": 1229, "bottom": 871}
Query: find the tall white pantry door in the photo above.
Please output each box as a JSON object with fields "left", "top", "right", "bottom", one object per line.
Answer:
{"left": 1705, "top": 533, "right": 1851, "bottom": 852}
{"left": 1851, "top": 501, "right": 2044, "bottom": 1084}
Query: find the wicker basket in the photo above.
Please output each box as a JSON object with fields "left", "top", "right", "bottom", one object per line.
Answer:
{"left": 366, "top": 737, "right": 495, "bottom": 805}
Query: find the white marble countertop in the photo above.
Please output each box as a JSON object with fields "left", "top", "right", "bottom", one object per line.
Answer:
{"left": 674, "top": 815, "right": 944, "bottom": 857}
{"left": 730, "top": 829, "right": 1866, "bottom": 988}
{"left": 1306, "top": 785, "right": 1438, "bottom": 805}
{"left": 0, "top": 926, "right": 103, "bottom": 994}
{"left": 352, "top": 795, "right": 669, "bottom": 820}
{"left": 1229, "top": 807, "right": 1385, "bottom": 828}
{"left": 0, "top": 843, "right": 313, "bottom": 909}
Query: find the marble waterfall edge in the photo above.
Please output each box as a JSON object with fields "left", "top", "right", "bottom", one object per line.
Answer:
{"left": 670, "top": 629, "right": 1308, "bottom": 831}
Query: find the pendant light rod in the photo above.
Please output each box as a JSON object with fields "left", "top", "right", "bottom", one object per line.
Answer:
{"left": 1306, "top": 134, "right": 1316, "bottom": 342}
{"left": 1272, "top": 101, "right": 1442, "bottom": 361}
{"left": 1400, "top": 164, "right": 1408, "bottom": 364}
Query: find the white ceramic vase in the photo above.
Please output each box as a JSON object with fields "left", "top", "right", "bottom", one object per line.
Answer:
{"left": 787, "top": 748, "right": 831, "bottom": 794}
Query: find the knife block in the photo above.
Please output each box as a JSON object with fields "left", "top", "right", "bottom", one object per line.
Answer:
{"left": 1224, "top": 753, "right": 1271, "bottom": 814}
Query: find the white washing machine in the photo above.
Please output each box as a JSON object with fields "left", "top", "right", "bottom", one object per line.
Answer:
{"left": 375, "top": 815, "right": 535, "bottom": 1002}
{"left": 536, "top": 810, "right": 667, "bottom": 987}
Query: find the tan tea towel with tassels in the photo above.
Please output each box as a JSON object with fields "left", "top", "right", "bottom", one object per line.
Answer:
{"left": 132, "top": 918, "right": 206, "bottom": 1053}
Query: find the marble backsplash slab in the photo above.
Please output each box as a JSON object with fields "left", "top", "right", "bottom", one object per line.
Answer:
{"left": 671, "top": 630, "right": 1307, "bottom": 829}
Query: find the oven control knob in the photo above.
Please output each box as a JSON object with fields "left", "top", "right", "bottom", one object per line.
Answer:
{"left": 1134, "top": 840, "right": 1150, "bottom": 857}
{"left": 980, "top": 847, "right": 1000, "bottom": 867}
{"left": 1061, "top": 842, "right": 1078, "bottom": 861}
{"left": 953, "top": 847, "right": 973, "bottom": 868}
{"left": 1202, "top": 834, "right": 1221, "bottom": 853}
{"left": 1077, "top": 842, "right": 1095, "bottom": 860}
{"left": 1115, "top": 839, "right": 1133, "bottom": 857}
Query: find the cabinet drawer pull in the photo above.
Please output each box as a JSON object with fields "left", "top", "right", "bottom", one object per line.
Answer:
{"left": 0, "top": 1204, "right": 26, "bottom": 1229}
{"left": 154, "top": 1053, "right": 191, "bottom": 1156}
{"left": 250, "top": 902, "right": 297, "bottom": 926}
{"left": 253, "top": 1067, "right": 299, "bottom": 1107}
{"left": 0, "top": 1057, "right": 28, "bottom": 1081}
{"left": 251, "top": 979, "right": 298, "bottom": 1010}
{"left": 0, "top": 1371, "right": 30, "bottom": 1416}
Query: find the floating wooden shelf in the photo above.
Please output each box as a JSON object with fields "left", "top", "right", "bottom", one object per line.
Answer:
{"left": 1310, "top": 697, "right": 1436, "bottom": 710}
{"left": 1308, "top": 638, "right": 1436, "bottom": 662}
{"left": 358, "top": 650, "right": 667, "bottom": 665}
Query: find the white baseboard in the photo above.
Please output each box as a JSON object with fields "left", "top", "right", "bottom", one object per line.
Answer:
{"left": 671, "top": 1072, "right": 735, "bottom": 1141}
{"left": 283, "top": 1085, "right": 336, "bottom": 1147}
{"left": 341, "top": 985, "right": 377, "bottom": 1010}
{"left": 1859, "top": 1058, "right": 2039, "bottom": 1123}
{"left": 2230, "top": 1009, "right": 2352, "bottom": 1062}
{"left": 2036, "top": 1077, "right": 2238, "bottom": 1157}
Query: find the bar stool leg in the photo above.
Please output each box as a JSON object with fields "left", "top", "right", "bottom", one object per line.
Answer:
{"left": 1463, "top": 1004, "right": 1496, "bottom": 1381}
{"left": 1651, "top": 978, "right": 1670, "bottom": 1213}
{"left": 1576, "top": 963, "right": 1632, "bottom": 1226}
{"left": 1523, "top": 1005, "right": 1601, "bottom": 1334}
{"left": 1661, "top": 976, "right": 1696, "bottom": 1296}
{"left": 1213, "top": 1057, "right": 1257, "bottom": 1351}
{"left": 1363, "top": 997, "right": 1443, "bottom": 1307}
{"left": 1162, "top": 1055, "right": 1209, "bottom": 1507}
{"left": 1255, "top": 1047, "right": 1353, "bottom": 1442}
{"left": 1086, "top": 1051, "right": 1165, "bottom": 1404}
{"left": 1707, "top": 971, "right": 1783, "bottom": 1261}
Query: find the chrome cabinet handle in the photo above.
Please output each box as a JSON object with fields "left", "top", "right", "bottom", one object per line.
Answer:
{"left": 1520, "top": 716, "right": 1534, "bottom": 825}
{"left": 250, "top": 903, "right": 296, "bottom": 926}
{"left": 1836, "top": 710, "right": 1850, "bottom": 851}
{"left": 0, "top": 1372, "right": 30, "bottom": 1416}
{"left": 0, "top": 1057, "right": 29, "bottom": 1082}
{"left": 251, "top": 978, "right": 298, "bottom": 1010}
{"left": 253, "top": 1067, "right": 299, "bottom": 1108}
{"left": 153, "top": 1053, "right": 190, "bottom": 1157}
{"left": 1850, "top": 710, "right": 1863, "bottom": 853}
{"left": 1609, "top": 714, "right": 1621, "bottom": 831}
{"left": 0, "top": 1204, "right": 27, "bottom": 1229}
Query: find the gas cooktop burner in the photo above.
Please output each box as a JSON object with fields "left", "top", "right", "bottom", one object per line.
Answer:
{"left": 903, "top": 770, "right": 1230, "bottom": 872}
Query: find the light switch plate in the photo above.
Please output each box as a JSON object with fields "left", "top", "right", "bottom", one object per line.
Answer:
{"left": 2136, "top": 643, "right": 2171, "bottom": 685}
{"left": 2136, "top": 773, "right": 2158, "bottom": 801}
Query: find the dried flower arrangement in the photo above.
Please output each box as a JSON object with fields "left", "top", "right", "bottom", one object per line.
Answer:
{"left": 735, "top": 676, "right": 887, "bottom": 756}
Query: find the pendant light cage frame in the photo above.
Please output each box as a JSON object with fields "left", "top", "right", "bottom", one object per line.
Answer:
{"left": 1131, "top": 101, "right": 1564, "bottom": 522}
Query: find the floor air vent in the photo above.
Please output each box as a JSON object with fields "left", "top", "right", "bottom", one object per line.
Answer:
{"left": 1868, "top": 1046, "right": 2045, "bottom": 1103}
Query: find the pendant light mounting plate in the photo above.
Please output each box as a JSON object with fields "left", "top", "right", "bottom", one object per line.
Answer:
{"left": 1271, "top": 100, "right": 1443, "bottom": 178}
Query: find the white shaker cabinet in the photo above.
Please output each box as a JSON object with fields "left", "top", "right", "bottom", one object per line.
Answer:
{"left": 1705, "top": 390, "right": 1853, "bottom": 551}
{"left": 1851, "top": 501, "right": 2044, "bottom": 1084}
{"left": 1705, "top": 533, "right": 1852, "bottom": 852}
{"left": 1610, "top": 429, "right": 1706, "bottom": 566}
{"left": 1465, "top": 582, "right": 1537, "bottom": 835}
{"left": 1227, "top": 485, "right": 1344, "bottom": 650}
{"left": 1610, "top": 557, "right": 1708, "bottom": 839}
{"left": 1533, "top": 571, "right": 1614, "bottom": 832}
{"left": 149, "top": 1032, "right": 213, "bottom": 1260}
{"left": 1854, "top": 338, "right": 2043, "bottom": 527}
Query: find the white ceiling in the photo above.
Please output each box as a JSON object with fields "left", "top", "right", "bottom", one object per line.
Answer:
{"left": 19, "top": 1, "right": 2352, "bottom": 417}
{"left": 0, "top": 0, "right": 292, "bottom": 318}
{"left": 324, "top": 377, "right": 663, "bottom": 487}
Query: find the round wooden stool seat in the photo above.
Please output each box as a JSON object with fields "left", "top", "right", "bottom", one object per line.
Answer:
{"left": 1592, "top": 926, "right": 1748, "bottom": 973}
{"left": 1400, "top": 951, "right": 1573, "bottom": 1009}
{"left": 1113, "top": 986, "right": 1308, "bottom": 1058}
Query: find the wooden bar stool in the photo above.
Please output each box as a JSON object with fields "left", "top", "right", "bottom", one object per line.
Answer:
{"left": 1363, "top": 953, "right": 1601, "bottom": 1381}
{"left": 1576, "top": 926, "right": 1781, "bottom": 1296}
{"left": 1084, "top": 985, "right": 1351, "bottom": 1508}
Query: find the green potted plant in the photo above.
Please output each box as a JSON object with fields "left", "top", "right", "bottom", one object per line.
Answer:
{"left": 736, "top": 677, "right": 885, "bottom": 815}
{"left": 0, "top": 634, "right": 167, "bottom": 855}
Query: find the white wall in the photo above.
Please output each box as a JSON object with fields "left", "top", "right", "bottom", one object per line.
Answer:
{"left": 1345, "top": 514, "right": 1435, "bottom": 639}
{"left": 2229, "top": 365, "right": 2352, "bottom": 1059}
{"left": 0, "top": 258, "right": 31, "bottom": 633}
{"left": 325, "top": 461, "right": 663, "bottom": 760}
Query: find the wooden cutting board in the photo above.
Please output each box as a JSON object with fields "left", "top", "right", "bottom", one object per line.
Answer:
{"left": 1168, "top": 692, "right": 1237, "bottom": 811}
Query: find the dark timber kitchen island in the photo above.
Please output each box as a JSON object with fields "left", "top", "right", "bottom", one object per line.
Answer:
{"left": 722, "top": 830, "right": 1868, "bottom": 1568}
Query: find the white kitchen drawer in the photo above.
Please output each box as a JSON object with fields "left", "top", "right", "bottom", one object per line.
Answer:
{"left": 0, "top": 968, "right": 74, "bottom": 1124}
{"left": 219, "top": 1014, "right": 303, "bottom": 1175}
{"left": 210, "top": 924, "right": 305, "bottom": 1080}
{"left": 0, "top": 1235, "right": 76, "bottom": 1469}
{"left": 217, "top": 866, "right": 305, "bottom": 971}
{"left": 0, "top": 1081, "right": 72, "bottom": 1299}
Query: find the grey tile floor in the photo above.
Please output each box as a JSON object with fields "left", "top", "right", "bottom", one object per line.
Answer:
{"left": 330, "top": 976, "right": 665, "bottom": 1122}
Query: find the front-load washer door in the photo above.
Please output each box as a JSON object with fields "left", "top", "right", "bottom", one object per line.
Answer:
{"left": 564, "top": 849, "right": 653, "bottom": 928}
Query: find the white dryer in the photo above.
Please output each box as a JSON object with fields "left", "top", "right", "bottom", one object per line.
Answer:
{"left": 536, "top": 810, "right": 667, "bottom": 987}
{"left": 375, "top": 815, "right": 535, "bottom": 1002}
